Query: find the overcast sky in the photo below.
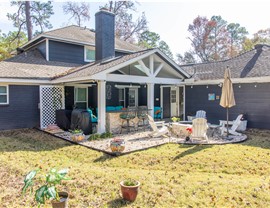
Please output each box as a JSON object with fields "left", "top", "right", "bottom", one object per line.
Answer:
{"left": 0, "top": 0, "right": 270, "bottom": 58}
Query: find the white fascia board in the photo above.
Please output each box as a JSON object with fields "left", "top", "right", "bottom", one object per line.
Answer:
{"left": 106, "top": 74, "right": 183, "bottom": 85}
{"left": 184, "top": 76, "right": 270, "bottom": 85}
{"left": 155, "top": 48, "right": 190, "bottom": 78}
{"left": 0, "top": 78, "right": 50, "bottom": 85}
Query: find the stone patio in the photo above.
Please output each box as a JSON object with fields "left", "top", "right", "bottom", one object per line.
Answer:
{"left": 49, "top": 130, "right": 248, "bottom": 156}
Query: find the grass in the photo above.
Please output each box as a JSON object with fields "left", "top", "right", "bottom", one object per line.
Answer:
{"left": 0, "top": 129, "right": 270, "bottom": 207}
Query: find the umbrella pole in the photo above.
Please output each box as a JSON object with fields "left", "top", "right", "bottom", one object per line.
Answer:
{"left": 226, "top": 108, "right": 229, "bottom": 138}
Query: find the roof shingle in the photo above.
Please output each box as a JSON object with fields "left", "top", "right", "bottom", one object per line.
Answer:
{"left": 0, "top": 50, "right": 80, "bottom": 79}
{"left": 180, "top": 45, "right": 270, "bottom": 81}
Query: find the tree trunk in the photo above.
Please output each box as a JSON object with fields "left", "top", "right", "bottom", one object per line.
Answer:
{"left": 25, "top": 1, "right": 33, "bottom": 41}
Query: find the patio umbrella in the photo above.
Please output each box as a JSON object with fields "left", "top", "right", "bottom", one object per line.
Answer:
{"left": 220, "top": 66, "right": 236, "bottom": 138}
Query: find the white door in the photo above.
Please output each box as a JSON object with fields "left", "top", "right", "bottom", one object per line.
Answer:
{"left": 128, "top": 88, "right": 138, "bottom": 107}
{"left": 170, "top": 87, "right": 179, "bottom": 117}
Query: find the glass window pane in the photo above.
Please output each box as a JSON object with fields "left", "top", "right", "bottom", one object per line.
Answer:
{"left": 0, "top": 95, "right": 7, "bottom": 103}
{"left": 86, "top": 49, "right": 95, "bottom": 61}
{"left": 77, "top": 88, "right": 87, "bottom": 102}
{"left": 75, "top": 102, "right": 87, "bottom": 109}
{"left": 0, "top": 86, "right": 7, "bottom": 93}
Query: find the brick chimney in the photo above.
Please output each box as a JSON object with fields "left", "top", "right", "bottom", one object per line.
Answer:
{"left": 95, "top": 9, "right": 115, "bottom": 61}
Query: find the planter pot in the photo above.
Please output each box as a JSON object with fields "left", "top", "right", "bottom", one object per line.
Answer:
{"left": 120, "top": 181, "right": 140, "bottom": 202}
{"left": 71, "top": 133, "right": 85, "bottom": 142}
{"left": 51, "top": 191, "right": 69, "bottom": 208}
{"left": 110, "top": 139, "right": 125, "bottom": 153}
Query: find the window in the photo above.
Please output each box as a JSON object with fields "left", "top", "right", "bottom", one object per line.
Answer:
{"left": 84, "top": 46, "right": 95, "bottom": 62}
{"left": 74, "top": 87, "right": 87, "bottom": 109}
{"left": 119, "top": 88, "right": 125, "bottom": 107}
{"left": 0, "top": 85, "right": 8, "bottom": 105}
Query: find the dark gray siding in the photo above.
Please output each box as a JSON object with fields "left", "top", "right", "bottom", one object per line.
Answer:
{"left": 65, "top": 86, "right": 74, "bottom": 110}
{"left": 138, "top": 86, "right": 147, "bottom": 106}
{"left": 185, "top": 83, "right": 270, "bottom": 129}
{"left": 49, "top": 40, "right": 85, "bottom": 64}
{"left": 154, "top": 84, "right": 161, "bottom": 107}
{"left": 36, "top": 41, "right": 46, "bottom": 58}
{"left": 163, "top": 87, "right": 171, "bottom": 118}
{"left": 0, "top": 85, "right": 40, "bottom": 130}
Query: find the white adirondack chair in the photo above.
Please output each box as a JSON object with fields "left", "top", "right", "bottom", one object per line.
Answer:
{"left": 195, "top": 110, "right": 206, "bottom": 118}
{"left": 191, "top": 118, "right": 209, "bottom": 142}
{"left": 147, "top": 114, "right": 169, "bottom": 138}
{"left": 220, "top": 114, "right": 243, "bottom": 136}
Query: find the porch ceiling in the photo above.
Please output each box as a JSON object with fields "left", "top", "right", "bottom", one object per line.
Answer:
{"left": 52, "top": 48, "right": 189, "bottom": 84}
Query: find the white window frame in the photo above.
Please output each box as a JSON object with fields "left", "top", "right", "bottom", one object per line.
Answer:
{"left": 0, "top": 85, "right": 9, "bottom": 105}
{"left": 118, "top": 88, "right": 125, "bottom": 107}
{"left": 84, "top": 46, "right": 95, "bottom": 62}
{"left": 74, "top": 87, "right": 88, "bottom": 109}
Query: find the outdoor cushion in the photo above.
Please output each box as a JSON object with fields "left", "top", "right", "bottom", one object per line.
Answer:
{"left": 115, "top": 106, "right": 124, "bottom": 111}
{"left": 106, "top": 106, "right": 116, "bottom": 111}
{"left": 154, "top": 106, "right": 162, "bottom": 119}
{"left": 87, "top": 108, "right": 98, "bottom": 123}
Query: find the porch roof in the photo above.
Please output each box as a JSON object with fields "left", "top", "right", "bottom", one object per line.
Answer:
{"left": 53, "top": 48, "right": 189, "bottom": 83}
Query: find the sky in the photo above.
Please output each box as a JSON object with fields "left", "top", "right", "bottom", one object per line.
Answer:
{"left": 0, "top": 0, "right": 270, "bottom": 58}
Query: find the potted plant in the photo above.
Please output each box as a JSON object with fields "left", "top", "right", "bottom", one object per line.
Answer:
{"left": 110, "top": 137, "right": 125, "bottom": 154}
{"left": 186, "top": 127, "right": 192, "bottom": 141}
{"left": 120, "top": 178, "right": 140, "bottom": 202}
{"left": 22, "top": 168, "right": 70, "bottom": 208}
{"left": 171, "top": 117, "right": 181, "bottom": 123}
{"left": 70, "top": 129, "right": 85, "bottom": 142}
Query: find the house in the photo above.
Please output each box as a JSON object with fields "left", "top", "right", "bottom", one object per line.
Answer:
{"left": 181, "top": 44, "right": 270, "bottom": 129}
{"left": 0, "top": 9, "right": 189, "bottom": 133}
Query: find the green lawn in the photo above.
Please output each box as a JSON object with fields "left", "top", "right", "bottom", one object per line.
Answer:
{"left": 1, "top": 129, "right": 270, "bottom": 207}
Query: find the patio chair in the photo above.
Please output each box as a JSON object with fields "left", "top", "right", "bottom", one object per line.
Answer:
{"left": 195, "top": 110, "right": 206, "bottom": 119}
{"left": 191, "top": 118, "right": 209, "bottom": 142}
{"left": 86, "top": 108, "right": 98, "bottom": 123}
{"left": 120, "top": 107, "right": 137, "bottom": 133}
{"left": 220, "top": 114, "right": 243, "bottom": 136}
{"left": 147, "top": 114, "right": 169, "bottom": 138}
{"left": 154, "top": 106, "right": 162, "bottom": 119}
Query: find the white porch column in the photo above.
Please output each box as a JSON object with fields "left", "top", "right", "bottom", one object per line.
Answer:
{"left": 147, "top": 83, "right": 155, "bottom": 117}
{"left": 97, "top": 80, "right": 106, "bottom": 133}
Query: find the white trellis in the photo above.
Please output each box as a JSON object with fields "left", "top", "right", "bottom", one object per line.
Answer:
{"left": 39, "top": 85, "right": 65, "bottom": 129}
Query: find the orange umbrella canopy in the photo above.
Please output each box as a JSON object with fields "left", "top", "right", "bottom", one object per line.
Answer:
{"left": 220, "top": 67, "right": 236, "bottom": 108}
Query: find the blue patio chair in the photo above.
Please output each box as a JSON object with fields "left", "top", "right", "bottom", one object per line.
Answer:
{"left": 87, "top": 108, "right": 98, "bottom": 123}
{"left": 154, "top": 106, "right": 162, "bottom": 119}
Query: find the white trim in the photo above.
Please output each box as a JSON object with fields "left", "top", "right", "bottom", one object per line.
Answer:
{"left": 84, "top": 46, "right": 95, "bottom": 62}
{"left": 64, "top": 83, "right": 95, "bottom": 87}
{"left": 147, "top": 83, "right": 155, "bottom": 117}
{"left": 74, "top": 86, "right": 88, "bottom": 108}
{"left": 97, "top": 81, "right": 106, "bottom": 133}
{"left": 184, "top": 76, "right": 270, "bottom": 85}
{"left": 0, "top": 78, "right": 50, "bottom": 84}
{"left": 138, "top": 60, "right": 151, "bottom": 76}
{"left": 153, "top": 63, "right": 164, "bottom": 77}
{"left": 150, "top": 55, "right": 154, "bottom": 75}
{"left": 0, "top": 85, "right": 9, "bottom": 105}
{"left": 107, "top": 74, "right": 183, "bottom": 85}
{"left": 114, "top": 84, "right": 141, "bottom": 89}
{"left": 46, "top": 38, "right": 49, "bottom": 61}
{"left": 155, "top": 48, "right": 190, "bottom": 78}
{"left": 21, "top": 34, "right": 137, "bottom": 54}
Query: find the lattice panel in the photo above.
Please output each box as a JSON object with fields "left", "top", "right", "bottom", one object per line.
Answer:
{"left": 40, "top": 86, "right": 64, "bottom": 129}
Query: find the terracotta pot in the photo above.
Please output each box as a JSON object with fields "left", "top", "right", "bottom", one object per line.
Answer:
{"left": 51, "top": 191, "right": 68, "bottom": 208}
{"left": 71, "top": 133, "right": 85, "bottom": 142}
{"left": 120, "top": 181, "right": 140, "bottom": 202}
{"left": 110, "top": 139, "right": 125, "bottom": 153}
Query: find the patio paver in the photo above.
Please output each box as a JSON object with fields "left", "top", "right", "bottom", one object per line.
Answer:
{"left": 49, "top": 130, "right": 248, "bottom": 156}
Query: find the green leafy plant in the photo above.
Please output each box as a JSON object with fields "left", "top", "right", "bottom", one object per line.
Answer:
{"left": 70, "top": 129, "right": 83, "bottom": 134}
{"left": 88, "top": 133, "right": 101, "bottom": 141}
{"left": 171, "top": 117, "right": 181, "bottom": 122}
{"left": 22, "top": 168, "right": 70, "bottom": 207}
{"left": 88, "top": 132, "right": 113, "bottom": 141}
{"left": 123, "top": 178, "right": 138, "bottom": 186}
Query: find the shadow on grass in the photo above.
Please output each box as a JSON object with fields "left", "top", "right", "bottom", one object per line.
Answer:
{"left": 93, "top": 153, "right": 114, "bottom": 162}
{"left": 107, "top": 198, "right": 132, "bottom": 208}
{"left": 173, "top": 144, "right": 213, "bottom": 161}
{"left": 0, "top": 128, "right": 73, "bottom": 152}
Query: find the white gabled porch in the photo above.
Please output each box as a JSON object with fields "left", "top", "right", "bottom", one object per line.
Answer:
{"left": 43, "top": 49, "right": 188, "bottom": 133}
